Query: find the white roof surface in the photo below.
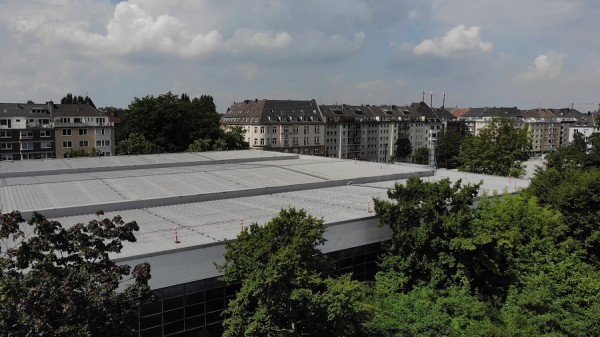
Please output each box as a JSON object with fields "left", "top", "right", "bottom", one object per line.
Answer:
{"left": 2, "top": 150, "right": 528, "bottom": 261}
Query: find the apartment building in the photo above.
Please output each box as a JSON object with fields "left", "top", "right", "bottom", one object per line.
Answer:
{"left": 0, "top": 101, "right": 115, "bottom": 160}
{"left": 222, "top": 99, "right": 325, "bottom": 156}
{"left": 569, "top": 112, "right": 599, "bottom": 144}
{"left": 0, "top": 102, "right": 55, "bottom": 160}
{"left": 52, "top": 104, "right": 115, "bottom": 158}
{"left": 223, "top": 100, "right": 456, "bottom": 165}
{"left": 458, "top": 106, "right": 583, "bottom": 155}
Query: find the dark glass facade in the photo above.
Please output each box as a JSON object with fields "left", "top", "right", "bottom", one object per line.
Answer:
{"left": 133, "top": 242, "right": 383, "bottom": 337}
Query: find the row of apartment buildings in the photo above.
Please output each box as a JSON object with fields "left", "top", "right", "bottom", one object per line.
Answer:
{"left": 0, "top": 102, "right": 116, "bottom": 160}
{"left": 221, "top": 99, "right": 593, "bottom": 164}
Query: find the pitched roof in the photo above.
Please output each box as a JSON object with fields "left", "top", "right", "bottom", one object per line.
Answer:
{"left": 52, "top": 104, "right": 106, "bottom": 117}
{"left": 0, "top": 102, "right": 52, "bottom": 117}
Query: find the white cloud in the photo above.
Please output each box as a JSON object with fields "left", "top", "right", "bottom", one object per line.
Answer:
{"left": 413, "top": 25, "right": 493, "bottom": 57}
{"left": 516, "top": 51, "right": 566, "bottom": 81}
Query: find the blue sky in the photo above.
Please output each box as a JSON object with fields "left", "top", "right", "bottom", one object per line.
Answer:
{"left": 1, "top": 0, "right": 599, "bottom": 112}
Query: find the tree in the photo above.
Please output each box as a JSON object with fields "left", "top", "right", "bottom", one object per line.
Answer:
{"left": 435, "top": 130, "right": 465, "bottom": 169}
{"left": 60, "top": 93, "right": 96, "bottom": 108}
{"left": 122, "top": 92, "right": 222, "bottom": 152}
{"left": 395, "top": 138, "right": 412, "bottom": 162}
{"left": 217, "top": 208, "right": 374, "bottom": 336}
{"left": 457, "top": 117, "right": 530, "bottom": 177}
{"left": 413, "top": 147, "right": 429, "bottom": 165}
{"left": 65, "top": 147, "right": 101, "bottom": 158}
{"left": 117, "top": 132, "right": 163, "bottom": 155}
{"left": 0, "top": 211, "right": 154, "bottom": 336}
{"left": 223, "top": 126, "right": 249, "bottom": 150}
{"left": 373, "top": 178, "right": 498, "bottom": 293}
{"left": 187, "top": 138, "right": 213, "bottom": 152}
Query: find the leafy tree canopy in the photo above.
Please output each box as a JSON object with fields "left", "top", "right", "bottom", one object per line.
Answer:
{"left": 413, "top": 147, "right": 429, "bottom": 165}
{"left": 60, "top": 93, "right": 96, "bottom": 108}
{"left": 0, "top": 211, "right": 154, "bottom": 336}
{"left": 217, "top": 208, "right": 375, "bottom": 337}
{"left": 395, "top": 138, "right": 412, "bottom": 161}
{"left": 457, "top": 117, "right": 530, "bottom": 177}
{"left": 122, "top": 92, "right": 221, "bottom": 152}
{"left": 436, "top": 129, "right": 466, "bottom": 169}
{"left": 117, "top": 132, "right": 163, "bottom": 155}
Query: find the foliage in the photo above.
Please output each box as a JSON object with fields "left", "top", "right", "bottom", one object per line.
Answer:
{"left": 187, "top": 127, "right": 249, "bottom": 152}
{"left": 217, "top": 208, "right": 374, "bottom": 337}
{"left": 0, "top": 211, "right": 154, "bottom": 336}
{"left": 117, "top": 132, "right": 163, "bottom": 155}
{"left": 60, "top": 93, "right": 95, "bottom": 108}
{"left": 65, "top": 147, "right": 101, "bottom": 158}
{"left": 527, "top": 168, "right": 600, "bottom": 264}
{"left": 372, "top": 174, "right": 600, "bottom": 336}
{"left": 413, "top": 147, "right": 429, "bottom": 165}
{"left": 457, "top": 117, "right": 530, "bottom": 177}
{"left": 122, "top": 92, "right": 221, "bottom": 152}
{"left": 395, "top": 137, "right": 412, "bottom": 161}
{"left": 373, "top": 178, "right": 499, "bottom": 294}
{"left": 370, "top": 281, "right": 501, "bottom": 337}
{"left": 501, "top": 250, "right": 600, "bottom": 336}
{"left": 222, "top": 126, "right": 249, "bottom": 150}
{"left": 435, "top": 129, "right": 465, "bottom": 169}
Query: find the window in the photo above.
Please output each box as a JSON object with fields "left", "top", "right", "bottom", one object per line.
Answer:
{"left": 0, "top": 119, "right": 11, "bottom": 128}
{"left": 73, "top": 118, "right": 82, "bottom": 123}
{"left": 314, "top": 137, "right": 320, "bottom": 145}
{"left": 1, "top": 143, "right": 12, "bottom": 150}
{"left": 272, "top": 138, "right": 277, "bottom": 145}
{"left": 0, "top": 131, "right": 11, "bottom": 138}
{"left": 40, "top": 141, "right": 52, "bottom": 149}
{"left": 315, "top": 126, "right": 320, "bottom": 133}
{"left": 60, "top": 118, "right": 71, "bottom": 123}
{"left": 303, "top": 126, "right": 309, "bottom": 134}
{"left": 293, "top": 126, "right": 299, "bottom": 133}
{"left": 254, "top": 138, "right": 257, "bottom": 145}
{"left": 260, "top": 127, "right": 265, "bottom": 134}
{"left": 79, "top": 140, "right": 89, "bottom": 147}
{"left": 20, "top": 142, "right": 33, "bottom": 150}
{"left": 272, "top": 127, "right": 277, "bottom": 134}
{"left": 78, "top": 129, "right": 87, "bottom": 135}
{"left": 260, "top": 138, "right": 265, "bottom": 145}
{"left": 62, "top": 141, "right": 72, "bottom": 148}
{"left": 95, "top": 129, "right": 111, "bottom": 136}
{"left": 96, "top": 140, "right": 111, "bottom": 147}
{"left": 62, "top": 129, "right": 72, "bottom": 136}
{"left": 19, "top": 131, "right": 33, "bottom": 139}
{"left": 254, "top": 127, "right": 258, "bottom": 133}
{"left": 40, "top": 130, "right": 51, "bottom": 137}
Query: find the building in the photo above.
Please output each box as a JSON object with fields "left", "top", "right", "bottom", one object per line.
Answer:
{"left": 52, "top": 103, "right": 116, "bottom": 157}
{"left": 222, "top": 100, "right": 452, "bottom": 165}
{"left": 0, "top": 101, "right": 116, "bottom": 160}
{"left": 221, "top": 99, "right": 325, "bottom": 156}
{"left": 0, "top": 102, "right": 55, "bottom": 160}
{"left": 0, "top": 150, "right": 529, "bottom": 336}
{"left": 569, "top": 112, "right": 600, "bottom": 144}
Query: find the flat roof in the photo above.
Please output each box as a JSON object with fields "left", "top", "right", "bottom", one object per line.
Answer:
{"left": 2, "top": 152, "right": 528, "bottom": 258}
{"left": 0, "top": 151, "right": 530, "bottom": 289}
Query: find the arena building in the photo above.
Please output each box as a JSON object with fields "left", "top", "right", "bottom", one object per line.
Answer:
{"left": 0, "top": 151, "right": 529, "bottom": 336}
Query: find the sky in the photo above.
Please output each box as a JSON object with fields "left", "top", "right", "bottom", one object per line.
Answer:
{"left": 1, "top": 0, "right": 599, "bottom": 113}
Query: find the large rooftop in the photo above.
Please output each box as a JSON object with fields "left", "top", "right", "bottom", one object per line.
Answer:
{"left": 1, "top": 151, "right": 529, "bottom": 288}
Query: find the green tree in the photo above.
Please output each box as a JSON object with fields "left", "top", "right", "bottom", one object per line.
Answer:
{"left": 436, "top": 130, "right": 465, "bottom": 169}
{"left": 395, "top": 138, "right": 412, "bottom": 162}
{"left": 60, "top": 93, "right": 96, "bottom": 108}
{"left": 117, "top": 132, "right": 163, "bottom": 155}
{"left": 369, "top": 281, "right": 500, "bottom": 337}
{"left": 122, "top": 92, "right": 221, "bottom": 152}
{"left": 457, "top": 117, "right": 530, "bottom": 177}
{"left": 186, "top": 138, "right": 213, "bottom": 152}
{"left": 0, "top": 211, "right": 154, "bottom": 336}
{"left": 527, "top": 168, "right": 600, "bottom": 264}
{"left": 217, "top": 208, "right": 374, "bottom": 337}
{"left": 223, "top": 126, "right": 249, "bottom": 150}
{"left": 413, "top": 147, "right": 429, "bottom": 165}
{"left": 373, "top": 178, "right": 501, "bottom": 293}
{"left": 66, "top": 147, "right": 101, "bottom": 158}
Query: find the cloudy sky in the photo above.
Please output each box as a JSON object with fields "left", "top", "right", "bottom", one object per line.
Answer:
{"left": 1, "top": 0, "right": 599, "bottom": 112}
